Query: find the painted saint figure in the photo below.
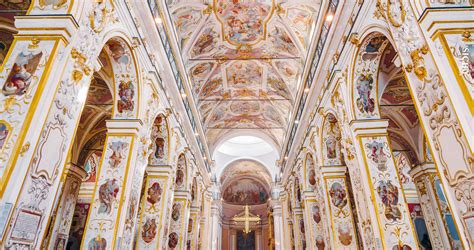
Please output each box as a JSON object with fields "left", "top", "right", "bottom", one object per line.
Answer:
{"left": 356, "top": 74, "right": 375, "bottom": 115}
{"left": 2, "top": 51, "right": 43, "bottom": 96}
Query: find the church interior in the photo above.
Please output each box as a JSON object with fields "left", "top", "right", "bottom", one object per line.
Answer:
{"left": 0, "top": 0, "right": 473, "bottom": 249}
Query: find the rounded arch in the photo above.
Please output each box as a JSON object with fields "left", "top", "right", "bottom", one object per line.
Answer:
{"left": 348, "top": 27, "right": 397, "bottom": 121}
{"left": 98, "top": 31, "right": 141, "bottom": 119}
{"left": 210, "top": 130, "right": 280, "bottom": 156}
{"left": 320, "top": 112, "right": 344, "bottom": 166}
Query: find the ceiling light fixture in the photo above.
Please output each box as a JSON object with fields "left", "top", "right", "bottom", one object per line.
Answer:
{"left": 154, "top": 17, "right": 162, "bottom": 24}
{"left": 304, "top": 87, "right": 310, "bottom": 93}
{"left": 326, "top": 14, "right": 334, "bottom": 22}
{"left": 284, "top": 156, "right": 288, "bottom": 160}
{"left": 294, "top": 120, "right": 299, "bottom": 124}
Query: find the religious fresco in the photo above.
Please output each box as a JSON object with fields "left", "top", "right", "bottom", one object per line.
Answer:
{"left": 83, "top": 151, "right": 101, "bottom": 182}
{"left": 394, "top": 152, "right": 416, "bottom": 190}
{"left": 215, "top": 0, "right": 273, "bottom": 46}
{"left": 2, "top": 51, "right": 43, "bottom": 96}
{"left": 0, "top": 122, "right": 10, "bottom": 152}
{"left": 117, "top": 80, "right": 135, "bottom": 113}
{"left": 222, "top": 178, "right": 269, "bottom": 205}
{"left": 325, "top": 177, "right": 358, "bottom": 249}
{"left": 305, "top": 153, "right": 316, "bottom": 187}
{"left": 171, "top": 6, "right": 204, "bottom": 48}
{"left": 380, "top": 77, "right": 412, "bottom": 105}
{"left": 219, "top": 159, "right": 272, "bottom": 188}
{"left": 322, "top": 114, "right": 343, "bottom": 166}
{"left": 361, "top": 136, "right": 417, "bottom": 249}
{"left": 141, "top": 218, "right": 158, "bottom": 243}
{"left": 85, "top": 77, "right": 113, "bottom": 105}
{"left": 175, "top": 154, "right": 186, "bottom": 189}
{"left": 0, "top": 38, "right": 56, "bottom": 197}
{"left": 165, "top": 0, "right": 321, "bottom": 147}
{"left": 136, "top": 177, "right": 168, "bottom": 248}
{"left": 149, "top": 114, "right": 169, "bottom": 165}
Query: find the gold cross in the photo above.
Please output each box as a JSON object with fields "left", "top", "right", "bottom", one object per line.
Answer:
{"left": 233, "top": 205, "right": 261, "bottom": 234}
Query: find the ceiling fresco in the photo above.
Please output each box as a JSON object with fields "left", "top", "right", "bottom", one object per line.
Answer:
{"left": 220, "top": 159, "right": 271, "bottom": 205}
{"left": 166, "top": 0, "right": 321, "bottom": 148}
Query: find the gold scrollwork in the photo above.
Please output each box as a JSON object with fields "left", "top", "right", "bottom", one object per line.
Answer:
{"left": 28, "top": 38, "right": 40, "bottom": 50}
{"left": 349, "top": 33, "right": 360, "bottom": 46}
{"left": 71, "top": 48, "right": 92, "bottom": 82}
{"left": 20, "top": 142, "right": 30, "bottom": 156}
{"left": 89, "top": 0, "right": 115, "bottom": 33}
{"left": 405, "top": 45, "right": 429, "bottom": 80}
{"left": 387, "top": 0, "right": 406, "bottom": 28}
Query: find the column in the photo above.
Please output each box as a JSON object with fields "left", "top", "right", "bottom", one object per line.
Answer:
{"left": 410, "top": 163, "right": 462, "bottom": 249}
{"left": 255, "top": 229, "right": 262, "bottom": 250}
{"left": 230, "top": 231, "right": 236, "bottom": 250}
{"left": 81, "top": 119, "right": 142, "bottom": 249}
{"left": 210, "top": 199, "right": 222, "bottom": 250}
{"left": 350, "top": 119, "right": 418, "bottom": 249}
{"left": 272, "top": 202, "right": 284, "bottom": 250}
{"left": 199, "top": 191, "right": 212, "bottom": 250}
{"left": 44, "top": 163, "right": 86, "bottom": 249}
{"left": 135, "top": 165, "right": 173, "bottom": 249}
{"left": 280, "top": 192, "right": 292, "bottom": 250}
{"left": 321, "top": 166, "right": 359, "bottom": 249}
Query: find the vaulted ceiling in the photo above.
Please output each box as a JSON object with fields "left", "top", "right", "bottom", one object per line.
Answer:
{"left": 165, "top": 0, "right": 321, "bottom": 149}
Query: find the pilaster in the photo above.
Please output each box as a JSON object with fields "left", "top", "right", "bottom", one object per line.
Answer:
{"left": 321, "top": 166, "right": 359, "bottom": 249}
{"left": 81, "top": 119, "right": 142, "bottom": 249}
{"left": 210, "top": 199, "right": 222, "bottom": 250}
{"left": 135, "top": 164, "right": 174, "bottom": 249}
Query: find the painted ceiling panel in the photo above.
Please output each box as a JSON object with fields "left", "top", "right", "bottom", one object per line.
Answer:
{"left": 165, "top": 0, "right": 321, "bottom": 148}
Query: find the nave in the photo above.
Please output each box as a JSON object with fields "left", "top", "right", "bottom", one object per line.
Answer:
{"left": 0, "top": 0, "right": 472, "bottom": 249}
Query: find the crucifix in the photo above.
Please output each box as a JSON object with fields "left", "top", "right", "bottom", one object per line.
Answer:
{"left": 233, "top": 205, "right": 261, "bottom": 234}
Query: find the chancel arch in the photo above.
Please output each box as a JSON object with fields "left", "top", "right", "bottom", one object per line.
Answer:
{"left": 219, "top": 158, "right": 272, "bottom": 250}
